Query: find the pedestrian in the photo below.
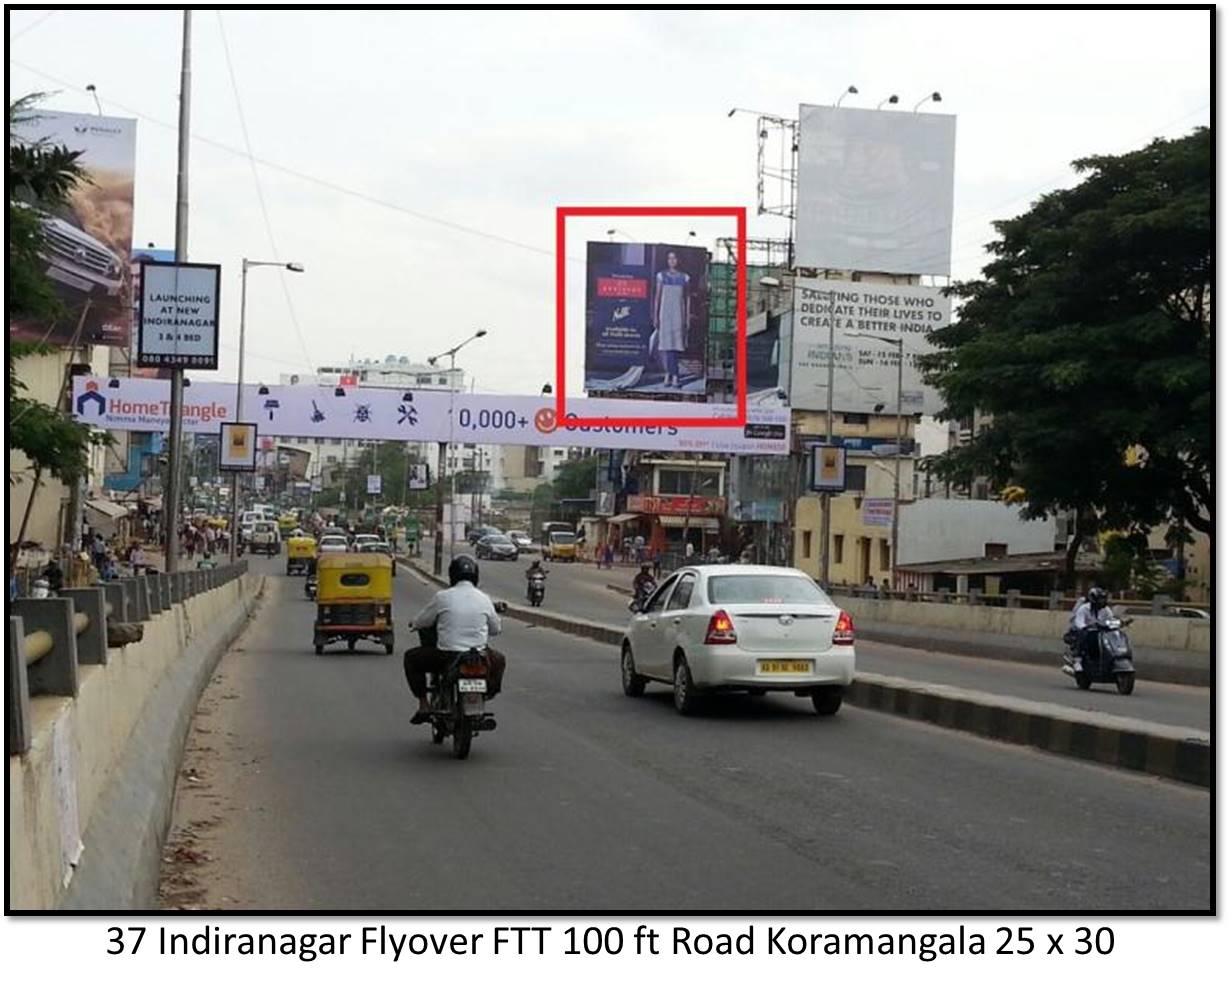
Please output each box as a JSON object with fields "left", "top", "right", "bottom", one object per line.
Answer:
{"left": 130, "top": 543, "right": 146, "bottom": 576}
{"left": 594, "top": 541, "right": 604, "bottom": 569}
{"left": 652, "top": 548, "right": 662, "bottom": 580}
{"left": 604, "top": 542, "right": 615, "bottom": 570}
{"left": 42, "top": 558, "right": 64, "bottom": 594}
{"left": 91, "top": 531, "right": 107, "bottom": 572}
{"left": 100, "top": 555, "right": 120, "bottom": 581}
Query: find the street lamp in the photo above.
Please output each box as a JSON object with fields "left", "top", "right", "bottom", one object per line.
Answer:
{"left": 228, "top": 258, "right": 303, "bottom": 561}
{"left": 849, "top": 332, "right": 906, "bottom": 586}
{"left": 835, "top": 85, "right": 858, "bottom": 107}
{"left": 426, "top": 330, "right": 489, "bottom": 575}
{"left": 876, "top": 94, "right": 899, "bottom": 110}
{"left": 912, "top": 91, "right": 942, "bottom": 112}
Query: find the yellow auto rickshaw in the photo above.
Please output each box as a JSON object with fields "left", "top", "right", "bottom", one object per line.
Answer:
{"left": 278, "top": 512, "right": 299, "bottom": 538}
{"left": 313, "top": 552, "right": 394, "bottom": 655}
{"left": 286, "top": 535, "right": 317, "bottom": 576}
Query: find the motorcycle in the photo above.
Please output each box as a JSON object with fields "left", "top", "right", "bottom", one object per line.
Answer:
{"left": 629, "top": 579, "right": 657, "bottom": 612}
{"left": 1062, "top": 616, "right": 1136, "bottom": 695}
{"left": 411, "top": 615, "right": 504, "bottom": 760}
{"left": 527, "top": 572, "right": 546, "bottom": 607}
{"left": 305, "top": 573, "right": 317, "bottom": 600}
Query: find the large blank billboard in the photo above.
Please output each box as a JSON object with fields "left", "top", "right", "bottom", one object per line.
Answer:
{"left": 796, "top": 105, "right": 956, "bottom": 276}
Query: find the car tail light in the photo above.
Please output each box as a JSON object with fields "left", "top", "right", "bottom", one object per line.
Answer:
{"left": 833, "top": 610, "right": 855, "bottom": 645}
{"left": 704, "top": 609, "right": 737, "bottom": 645}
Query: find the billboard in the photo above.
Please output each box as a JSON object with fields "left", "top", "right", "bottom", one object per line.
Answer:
{"left": 136, "top": 261, "right": 222, "bottom": 369}
{"left": 809, "top": 444, "right": 847, "bottom": 492}
{"left": 795, "top": 105, "right": 956, "bottom": 275}
{"left": 584, "top": 241, "right": 709, "bottom": 396}
{"left": 219, "top": 423, "right": 258, "bottom": 472}
{"left": 73, "top": 377, "right": 791, "bottom": 456}
{"left": 9, "top": 110, "right": 137, "bottom": 346}
{"left": 789, "top": 278, "right": 949, "bottom": 415}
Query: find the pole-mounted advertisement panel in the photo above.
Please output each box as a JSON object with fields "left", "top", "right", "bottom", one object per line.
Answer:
{"left": 809, "top": 444, "right": 847, "bottom": 492}
{"left": 218, "top": 422, "right": 258, "bottom": 472}
{"left": 137, "top": 260, "right": 222, "bottom": 369}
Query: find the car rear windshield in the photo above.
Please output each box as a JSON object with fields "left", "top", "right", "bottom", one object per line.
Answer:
{"left": 707, "top": 574, "right": 830, "bottom": 606}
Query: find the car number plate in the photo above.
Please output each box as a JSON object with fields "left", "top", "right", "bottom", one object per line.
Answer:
{"left": 757, "top": 660, "right": 813, "bottom": 675}
{"left": 458, "top": 678, "right": 487, "bottom": 693}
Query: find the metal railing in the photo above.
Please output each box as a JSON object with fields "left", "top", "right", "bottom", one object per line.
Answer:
{"left": 828, "top": 582, "right": 1211, "bottom": 617}
{"left": 7, "top": 560, "right": 250, "bottom": 756}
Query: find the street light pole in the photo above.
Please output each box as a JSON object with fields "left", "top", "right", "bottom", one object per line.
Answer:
{"left": 426, "top": 329, "right": 488, "bottom": 574}
{"left": 228, "top": 258, "right": 304, "bottom": 561}
{"left": 164, "top": 9, "right": 192, "bottom": 574}
{"left": 849, "top": 331, "right": 906, "bottom": 588}
{"left": 819, "top": 289, "right": 836, "bottom": 587}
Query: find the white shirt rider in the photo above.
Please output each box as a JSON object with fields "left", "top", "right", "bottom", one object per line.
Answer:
{"left": 1071, "top": 601, "right": 1114, "bottom": 630}
{"left": 413, "top": 579, "right": 501, "bottom": 651}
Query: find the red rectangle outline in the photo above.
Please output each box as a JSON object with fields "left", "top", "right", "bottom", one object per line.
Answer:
{"left": 556, "top": 205, "right": 747, "bottom": 429}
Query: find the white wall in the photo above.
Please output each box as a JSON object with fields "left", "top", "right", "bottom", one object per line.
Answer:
{"left": 897, "top": 499, "right": 1056, "bottom": 566}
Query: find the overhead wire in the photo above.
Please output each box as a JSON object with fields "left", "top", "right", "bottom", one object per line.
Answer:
{"left": 12, "top": 10, "right": 55, "bottom": 40}
{"left": 215, "top": 11, "right": 316, "bottom": 374}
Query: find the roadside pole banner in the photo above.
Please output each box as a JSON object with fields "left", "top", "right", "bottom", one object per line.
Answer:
{"left": 219, "top": 422, "right": 258, "bottom": 471}
{"left": 861, "top": 497, "right": 895, "bottom": 526}
{"left": 72, "top": 376, "right": 791, "bottom": 455}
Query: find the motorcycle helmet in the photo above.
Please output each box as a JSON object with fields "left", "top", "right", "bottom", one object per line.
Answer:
{"left": 449, "top": 554, "right": 480, "bottom": 587}
{"left": 1087, "top": 586, "right": 1109, "bottom": 610}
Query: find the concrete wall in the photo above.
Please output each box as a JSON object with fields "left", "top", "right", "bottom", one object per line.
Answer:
{"left": 897, "top": 500, "right": 1056, "bottom": 567}
{"left": 9, "top": 574, "right": 261, "bottom": 910}
{"left": 831, "top": 594, "right": 1211, "bottom": 655}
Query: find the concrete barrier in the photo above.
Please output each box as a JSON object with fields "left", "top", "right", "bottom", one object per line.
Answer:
{"left": 403, "top": 559, "right": 1208, "bottom": 788}
{"left": 8, "top": 572, "right": 264, "bottom": 910}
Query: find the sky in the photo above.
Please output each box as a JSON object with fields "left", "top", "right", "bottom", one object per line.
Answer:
{"left": 8, "top": 7, "right": 1212, "bottom": 398}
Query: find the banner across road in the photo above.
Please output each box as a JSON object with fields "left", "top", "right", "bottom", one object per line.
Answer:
{"left": 72, "top": 376, "right": 790, "bottom": 456}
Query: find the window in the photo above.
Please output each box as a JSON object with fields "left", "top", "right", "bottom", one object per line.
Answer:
{"left": 437, "top": 376, "right": 448, "bottom": 385}
{"left": 666, "top": 574, "right": 695, "bottom": 611}
{"left": 657, "top": 469, "right": 721, "bottom": 496}
{"left": 644, "top": 576, "right": 678, "bottom": 613}
{"left": 844, "top": 465, "right": 867, "bottom": 493}
{"left": 984, "top": 542, "right": 1008, "bottom": 559}
{"left": 842, "top": 412, "right": 870, "bottom": 425}
{"left": 879, "top": 539, "right": 891, "bottom": 570}
{"left": 339, "top": 573, "right": 370, "bottom": 587}
{"left": 834, "top": 534, "right": 844, "bottom": 564}
{"left": 802, "top": 530, "right": 813, "bottom": 558}
{"left": 416, "top": 375, "right": 431, "bottom": 385}
{"left": 707, "top": 574, "right": 828, "bottom": 605}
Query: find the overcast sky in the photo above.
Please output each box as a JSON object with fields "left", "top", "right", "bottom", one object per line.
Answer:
{"left": 9, "top": 8, "right": 1211, "bottom": 395}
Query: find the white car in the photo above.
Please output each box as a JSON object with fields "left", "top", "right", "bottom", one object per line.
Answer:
{"left": 317, "top": 535, "right": 349, "bottom": 554}
{"left": 620, "top": 565, "right": 855, "bottom": 716}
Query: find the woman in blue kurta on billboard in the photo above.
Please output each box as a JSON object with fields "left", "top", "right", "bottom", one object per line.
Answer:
{"left": 652, "top": 250, "right": 691, "bottom": 388}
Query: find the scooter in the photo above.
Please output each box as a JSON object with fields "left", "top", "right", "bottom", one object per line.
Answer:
{"left": 527, "top": 572, "right": 546, "bottom": 607}
{"left": 1061, "top": 616, "right": 1136, "bottom": 695}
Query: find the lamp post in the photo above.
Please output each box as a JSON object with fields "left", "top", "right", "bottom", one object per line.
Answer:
{"left": 426, "top": 329, "right": 488, "bottom": 575}
{"left": 849, "top": 332, "right": 905, "bottom": 586}
{"left": 835, "top": 85, "right": 858, "bottom": 107}
{"left": 876, "top": 94, "right": 900, "bottom": 110}
{"left": 228, "top": 258, "right": 304, "bottom": 561}
{"left": 912, "top": 91, "right": 943, "bottom": 112}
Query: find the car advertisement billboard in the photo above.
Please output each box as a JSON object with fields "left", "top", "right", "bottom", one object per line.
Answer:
{"left": 9, "top": 109, "right": 137, "bottom": 346}
{"left": 788, "top": 278, "right": 949, "bottom": 415}
{"left": 584, "top": 241, "right": 710, "bottom": 397}
{"left": 795, "top": 104, "right": 956, "bottom": 276}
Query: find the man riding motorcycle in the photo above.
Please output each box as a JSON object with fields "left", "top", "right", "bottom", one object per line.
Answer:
{"left": 1063, "top": 586, "right": 1114, "bottom": 673}
{"left": 632, "top": 564, "right": 657, "bottom": 607}
{"left": 525, "top": 558, "right": 548, "bottom": 601}
{"left": 404, "top": 554, "right": 506, "bottom": 723}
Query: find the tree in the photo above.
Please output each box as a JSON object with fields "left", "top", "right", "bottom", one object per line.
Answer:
{"left": 8, "top": 95, "right": 110, "bottom": 559}
{"left": 920, "top": 128, "right": 1210, "bottom": 575}
{"left": 552, "top": 455, "right": 598, "bottom": 500}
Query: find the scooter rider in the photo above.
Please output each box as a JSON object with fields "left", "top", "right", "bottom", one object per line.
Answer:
{"left": 1066, "top": 586, "right": 1113, "bottom": 672}
{"left": 632, "top": 563, "right": 656, "bottom": 606}
{"left": 404, "top": 554, "right": 506, "bottom": 723}
{"left": 525, "top": 558, "right": 548, "bottom": 583}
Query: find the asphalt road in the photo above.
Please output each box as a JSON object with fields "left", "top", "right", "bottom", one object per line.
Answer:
{"left": 415, "top": 543, "right": 1211, "bottom": 732}
{"left": 161, "top": 555, "right": 1210, "bottom": 911}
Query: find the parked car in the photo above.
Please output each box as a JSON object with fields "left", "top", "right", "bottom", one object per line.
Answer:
{"left": 507, "top": 530, "right": 533, "bottom": 551}
{"left": 475, "top": 534, "right": 518, "bottom": 561}
{"left": 619, "top": 565, "right": 855, "bottom": 716}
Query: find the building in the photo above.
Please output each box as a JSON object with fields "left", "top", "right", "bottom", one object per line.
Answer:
{"left": 598, "top": 456, "right": 728, "bottom": 556}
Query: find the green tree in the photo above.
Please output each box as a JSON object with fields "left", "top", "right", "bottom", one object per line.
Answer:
{"left": 920, "top": 128, "right": 1210, "bottom": 575}
{"left": 551, "top": 455, "right": 598, "bottom": 500}
{"left": 8, "top": 95, "right": 110, "bottom": 558}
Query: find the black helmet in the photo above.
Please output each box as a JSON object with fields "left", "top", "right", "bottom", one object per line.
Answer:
{"left": 449, "top": 554, "right": 480, "bottom": 587}
{"left": 1087, "top": 586, "right": 1108, "bottom": 610}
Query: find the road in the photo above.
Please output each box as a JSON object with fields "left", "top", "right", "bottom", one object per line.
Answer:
{"left": 159, "top": 555, "right": 1210, "bottom": 911}
{"left": 415, "top": 542, "right": 1211, "bottom": 732}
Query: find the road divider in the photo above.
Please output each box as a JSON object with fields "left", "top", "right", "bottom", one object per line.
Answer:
{"left": 405, "top": 557, "right": 1209, "bottom": 787}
